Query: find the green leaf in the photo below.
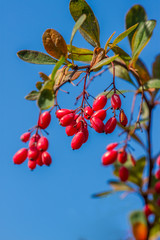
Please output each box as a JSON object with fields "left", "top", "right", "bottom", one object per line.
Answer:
{"left": 150, "top": 220, "right": 160, "bottom": 239}
{"left": 37, "top": 89, "right": 55, "bottom": 110}
{"left": 141, "top": 101, "right": 149, "bottom": 120}
{"left": 67, "top": 45, "right": 93, "bottom": 62}
{"left": 109, "top": 61, "right": 134, "bottom": 85}
{"left": 135, "top": 58, "right": 150, "bottom": 83}
{"left": 69, "top": 0, "right": 100, "bottom": 47}
{"left": 90, "top": 55, "right": 119, "bottom": 71}
{"left": 104, "top": 32, "right": 116, "bottom": 52}
{"left": 131, "top": 20, "right": 156, "bottom": 65}
{"left": 17, "top": 50, "right": 58, "bottom": 65}
{"left": 108, "top": 180, "right": 133, "bottom": 192}
{"left": 125, "top": 5, "right": 147, "bottom": 45}
{"left": 152, "top": 54, "right": 160, "bottom": 79}
{"left": 70, "top": 14, "right": 86, "bottom": 52}
{"left": 50, "top": 56, "right": 65, "bottom": 82}
{"left": 109, "top": 44, "right": 131, "bottom": 64}
{"left": 25, "top": 90, "right": 39, "bottom": 101}
{"left": 112, "top": 23, "right": 138, "bottom": 46}
{"left": 129, "top": 211, "right": 147, "bottom": 225}
{"left": 139, "top": 79, "right": 160, "bottom": 90}
{"left": 92, "top": 190, "right": 113, "bottom": 198}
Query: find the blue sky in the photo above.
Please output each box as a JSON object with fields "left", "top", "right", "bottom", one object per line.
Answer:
{"left": 1, "top": 0, "right": 160, "bottom": 239}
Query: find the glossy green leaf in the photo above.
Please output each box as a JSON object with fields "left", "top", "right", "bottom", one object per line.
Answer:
{"left": 37, "top": 89, "right": 55, "bottom": 110}
{"left": 25, "top": 91, "right": 39, "bottom": 101}
{"left": 152, "top": 54, "right": 160, "bottom": 79}
{"left": 92, "top": 190, "right": 113, "bottom": 198}
{"left": 109, "top": 44, "right": 131, "bottom": 64}
{"left": 69, "top": 0, "right": 100, "bottom": 47}
{"left": 104, "top": 32, "right": 116, "bottom": 52}
{"left": 90, "top": 55, "right": 119, "bottom": 71}
{"left": 112, "top": 23, "right": 138, "bottom": 46}
{"left": 17, "top": 50, "right": 58, "bottom": 64}
{"left": 129, "top": 211, "right": 147, "bottom": 225}
{"left": 70, "top": 14, "right": 86, "bottom": 52}
{"left": 125, "top": 5, "right": 147, "bottom": 45}
{"left": 67, "top": 45, "right": 93, "bottom": 62}
{"left": 131, "top": 20, "right": 156, "bottom": 65}
{"left": 139, "top": 79, "right": 160, "bottom": 90}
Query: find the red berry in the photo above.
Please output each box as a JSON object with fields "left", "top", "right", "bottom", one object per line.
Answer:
{"left": 119, "top": 110, "right": 128, "bottom": 127}
{"left": 104, "top": 117, "right": 117, "bottom": 134}
{"left": 71, "top": 131, "right": 85, "bottom": 150}
{"left": 65, "top": 121, "right": 78, "bottom": 136}
{"left": 111, "top": 94, "right": 121, "bottom": 109}
{"left": 38, "top": 111, "right": 51, "bottom": 129}
{"left": 118, "top": 149, "right": 127, "bottom": 164}
{"left": 82, "top": 127, "right": 89, "bottom": 143}
{"left": 56, "top": 109, "right": 73, "bottom": 119}
{"left": 92, "top": 109, "right": 106, "bottom": 121}
{"left": 155, "top": 181, "right": 160, "bottom": 194}
{"left": 155, "top": 169, "right": 160, "bottom": 180}
{"left": 90, "top": 117, "right": 104, "bottom": 133}
{"left": 28, "top": 159, "right": 36, "bottom": 170}
{"left": 42, "top": 152, "right": 52, "bottom": 166}
{"left": 157, "top": 156, "right": 160, "bottom": 166}
{"left": 106, "top": 142, "right": 118, "bottom": 151}
{"left": 13, "top": 148, "right": 28, "bottom": 164}
{"left": 102, "top": 150, "right": 118, "bottom": 166}
{"left": 143, "top": 205, "right": 152, "bottom": 217}
{"left": 36, "top": 152, "right": 43, "bottom": 166}
{"left": 92, "top": 95, "right": 107, "bottom": 111}
{"left": 119, "top": 166, "right": 129, "bottom": 182}
{"left": 37, "top": 137, "right": 49, "bottom": 151}
{"left": 20, "top": 132, "right": 31, "bottom": 142}
{"left": 28, "top": 148, "right": 39, "bottom": 160}
{"left": 76, "top": 116, "right": 87, "bottom": 130}
{"left": 29, "top": 134, "right": 40, "bottom": 149}
{"left": 84, "top": 106, "right": 93, "bottom": 119}
{"left": 60, "top": 113, "right": 75, "bottom": 127}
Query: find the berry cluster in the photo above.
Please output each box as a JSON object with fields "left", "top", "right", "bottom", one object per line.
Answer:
{"left": 55, "top": 93, "right": 128, "bottom": 150}
{"left": 101, "top": 142, "right": 136, "bottom": 182}
{"left": 13, "top": 111, "right": 52, "bottom": 170}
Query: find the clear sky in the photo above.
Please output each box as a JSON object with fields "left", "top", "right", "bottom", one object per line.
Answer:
{"left": 1, "top": 0, "right": 160, "bottom": 240}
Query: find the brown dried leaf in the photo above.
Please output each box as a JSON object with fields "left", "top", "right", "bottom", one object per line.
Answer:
{"left": 39, "top": 72, "right": 50, "bottom": 81}
{"left": 42, "top": 29, "right": 68, "bottom": 59}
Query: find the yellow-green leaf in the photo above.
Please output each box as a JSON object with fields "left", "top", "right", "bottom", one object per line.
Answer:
{"left": 42, "top": 29, "right": 68, "bottom": 59}
{"left": 70, "top": 14, "right": 86, "bottom": 52}
{"left": 69, "top": 0, "right": 100, "bottom": 47}
{"left": 90, "top": 55, "right": 118, "bottom": 71}
{"left": 109, "top": 44, "right": 131, "bottom": 64}
{"left": 25, "top": 91, "right": 39, "bottom": 101}
{"left": 67, "top": 45, "right": 93, "bottom": 62}
{"left": 112, "top": 23, "right": 138, "bottom": 46}
{"left": 104, "top": 32, "right": 116, "bottom": 52}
